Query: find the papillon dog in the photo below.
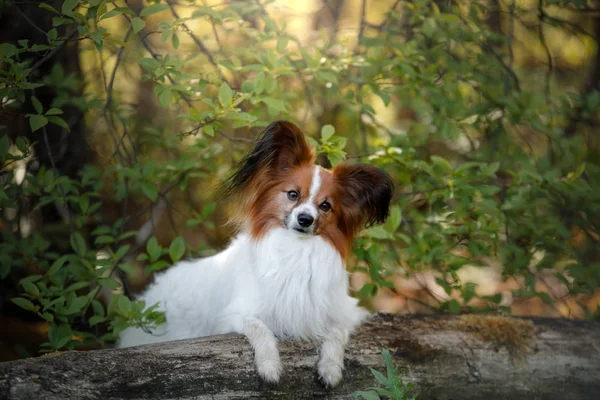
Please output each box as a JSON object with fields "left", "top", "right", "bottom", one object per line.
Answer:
{"left": 118, "top": 120, "right": 394, "bottom": 387}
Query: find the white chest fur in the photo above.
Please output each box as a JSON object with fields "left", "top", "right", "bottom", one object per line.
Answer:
{"left": 251, "top": 229, "right": 354, "bottom": 340}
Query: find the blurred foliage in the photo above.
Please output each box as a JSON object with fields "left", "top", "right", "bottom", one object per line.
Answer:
{"left": 1, "top": 0, "right": 600, "bottom": 356}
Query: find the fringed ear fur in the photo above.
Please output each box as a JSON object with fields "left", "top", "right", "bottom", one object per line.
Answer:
{"left": 333, "top": 163, "right": 394, "bottom": 233}
{"left": 221, "top": 120, "right": 314, "bottom": 198}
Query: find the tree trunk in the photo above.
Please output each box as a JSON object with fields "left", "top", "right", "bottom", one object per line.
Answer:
{"left": 0, "top": 314, "right": 599, "bottom": 400}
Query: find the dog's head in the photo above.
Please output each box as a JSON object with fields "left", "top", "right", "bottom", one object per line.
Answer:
{"left": 222, "top": 121, "right": 394, "bottom": 258}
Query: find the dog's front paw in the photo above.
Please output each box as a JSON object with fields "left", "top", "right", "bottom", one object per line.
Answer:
{"left": 317, "top": 360, "right": 343, "bottom": 388}
{"left": 257, "top": 358, "right": 282, "bottom": 384}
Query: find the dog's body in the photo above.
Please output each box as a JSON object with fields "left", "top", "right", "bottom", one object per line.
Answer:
{"left": 118, "top": 121, "right": 393, "bottom": 386}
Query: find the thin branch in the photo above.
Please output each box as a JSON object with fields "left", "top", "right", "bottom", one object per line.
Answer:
{"left": 378, "top": 0, "right": 402, "bottom": 29}
{"left": 250, "top": 0, "right": 316, "bottom": 122}
{"left": 40, "top": 124, "right": 80, "bottom": 256}
{"left": 361, "top": 112, "right": 396, "bottom": 137}
{"left": 164, "top": 197, "right": 180, "bottom": 237}
{"left": 102, "top": 26, "right": 134, "bottom": 166}
{"left": 564, "top": 14, "right": 600, "bottom": 138}
{"left": 165, "top": 0, "right": 232, "bottom": 87}
{"left": 537, "top": 0, "right": 553, "bottom": 97}
{"left": 540, "top": 13, "right": 595, "bottom": 38}
{"left": 217, "top": 130, "right": 253, "bottom": 143}
{"left": 12, "top": 0, "right": 47, "bottom": 36}
{"left": 30, "top": 29, "right": 78, "bottom": 71}
{"left": 505, "top": 1, "right": 516, "bottom": 96}
{"left": 103, "top": 27, "right": 133, "bottom": 115}
{"left": 135, "top": 200, "right": 168, "bottom": 248}
{"left": 353, "top": 0, "right": 367, "bottom": 56}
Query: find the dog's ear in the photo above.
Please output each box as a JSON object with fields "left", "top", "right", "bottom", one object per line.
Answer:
{"left": 333, "top": 163, "right": 394, "bottom": 233}
{"left": 222, "top": 121, "right": 314, "bottom": 196}
{"left": 264, "top": 120, "right": 314, "bottom": 172}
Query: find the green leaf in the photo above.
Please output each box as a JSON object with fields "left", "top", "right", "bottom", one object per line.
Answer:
{"left": 352, "top": 391, "right": 380, "bottom": 400}
{"left": 79, "top": 196, "right": 89, "bottom": 214}
{"left": 447, "top": 299, "right": 461, "bottom": 314}
{"left": 29, "top": 115, "right": 48, "bottom": 132}
{"left": 20, "top": 275, "right": 43, "bottom": 285}
{"left": 261, "top": 97, "right": 287, "bottom": 111}
{"left": 537, "top": 292, "right": 554, "bottom": 304}
{"left": 201, "top": 202, "right": 216, "bottom": 218}
{"left": 358, "top": 283, "right": 377, "bottom": 298}
{"left": 218, "top": 82, "right": 233, "bottom": 108}
{"left": 149, "top": 260, "right": 170, "bottom": 271}
{"left": 384, "top": 205, "right": 402, "bottom": 233}
{"left": 365, "top": 225, "right": 394, "bottom": 240}
{"left": 62, "top": 0, "right": 79, "bottom": 14}
{"left": 172, "top": 33, "right": 179, "bottom": 49}
{"left": 48, "top": 323, "right": 73, "bottom": 349}
{"left": 70, "top": 232, "right": 86, "bottom": 255}
{"left": 160, "top": 29, "right": 171, "bottom": 42}
{"left": 430, "top": 155, "right": 453, "bottom": 172}
{"left": 118, "top": 294, "right": 132, "bottom": 313}
{"left": 15, "top": 136, "right": 28, "bottom": 153}
{"left": 40, "top": 312, "right": 54, "bottom": 322}
{"left": 92, "top": 299, "right": 105, "bottom": 317}
{"left": 131, "top": 17, "right": 145, "bottom": 34}
{"left": 22, "top": 281, "right": 40, "bottom": 297}
{"left": 0, "top": 43, "right": 17, "bottom": 57}
{"left": 141, "top": 181, "right": 158, "bottom": 201}
{"left": 321, "top": 124, "right": 335, "bottom": 141}
{"left": 32, "top": 96, "right": 43, "bottom": 114}
{"left": 147, "top": 236, "right": 162, "bottom": 262}
{"left": 99, "top": 8, "right": 124, "bottom": 21}
{"left": 369, "top": 368, "right": 389, "bottom": 386}
{"left": 66, "top": 281, "right": 89, "bottom": 292}
{"left": 98, "top": 277, "right": 120, "bottom": 290}
{"left": 327, "top": 151, "right": 345, "bottom": 167}
{"left": 12, "top": 297, "right": 36, "bottom": 312}
{"left": 89, "top": 315, "right": 105, "bottom": 326}
{"left": 382, "top": 348, "right": 395, "bottom": 379}
{"left": 47, "top": 116, "right": 70, "bottom": 131}
{"left": 114, "top": 244, "right": 130, "bottom": 262}
{"left": 67, "top": 296, "right": 88, "bottom": 314}
{"left": 39, "top": 3, "right": 60, "bottom": 14}
{"left": 169, "top": 236, "right": 185, "bottom": 263}
{"left": 140, "top": 3, "right": 169, "bottom": 17}
{"left": 203, "top": 124, "right": 214, "bottom": 136}
{"left": 435, "top": 277, "right": 452, "bottom": 296}
{"left": 138, "top": 57, "right": 161, "bottom": 71}
{"left": 117, "top": 263, "right": 136, "bottom": 275}
{"left": 48, "top": 255, "right": 69, "bottom": 275}
{"left": 158, "top": 88, "right": 172, "bottom": 108}
{"left": 94, "top": 235, "right": 115, "bottom": 245}
{"left": 45, "top": 108, "right": 63, "bottom": 116}
{"left": 254, "top": 72, "right": 265, "bottom": 95}
{"left": 276, "top": 36, "right": 289, "bottom": 53}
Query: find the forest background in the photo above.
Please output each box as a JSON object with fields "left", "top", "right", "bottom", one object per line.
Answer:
{"left": 0, "top": 0, "right": 599, "bottom": 361}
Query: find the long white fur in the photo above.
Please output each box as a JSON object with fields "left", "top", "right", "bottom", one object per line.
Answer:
{"left": 118, "top": 168, "right": 368, "bottom": 386}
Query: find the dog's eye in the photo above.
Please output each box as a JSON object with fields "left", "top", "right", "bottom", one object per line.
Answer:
{"left": 287, "top": 190, "right": 299, "bottom": 201}
{"left": 319, "top": 201, "right": 331, "bottom": 212}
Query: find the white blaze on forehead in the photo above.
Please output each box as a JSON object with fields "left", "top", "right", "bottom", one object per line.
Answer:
{"left": 307, "top": 166, "right": 322, "bottom": 204}
{"left": 290, "top": 166, "right": 321, "bottom": 223}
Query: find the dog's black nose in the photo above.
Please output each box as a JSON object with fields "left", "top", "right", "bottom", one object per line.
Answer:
{"left": 297, "top": 213, "right": 314, "bottom": 228}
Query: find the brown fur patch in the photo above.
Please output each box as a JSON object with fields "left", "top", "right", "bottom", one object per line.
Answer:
{"left": 249, "top": 166, "right": 315, "bottom": 239}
